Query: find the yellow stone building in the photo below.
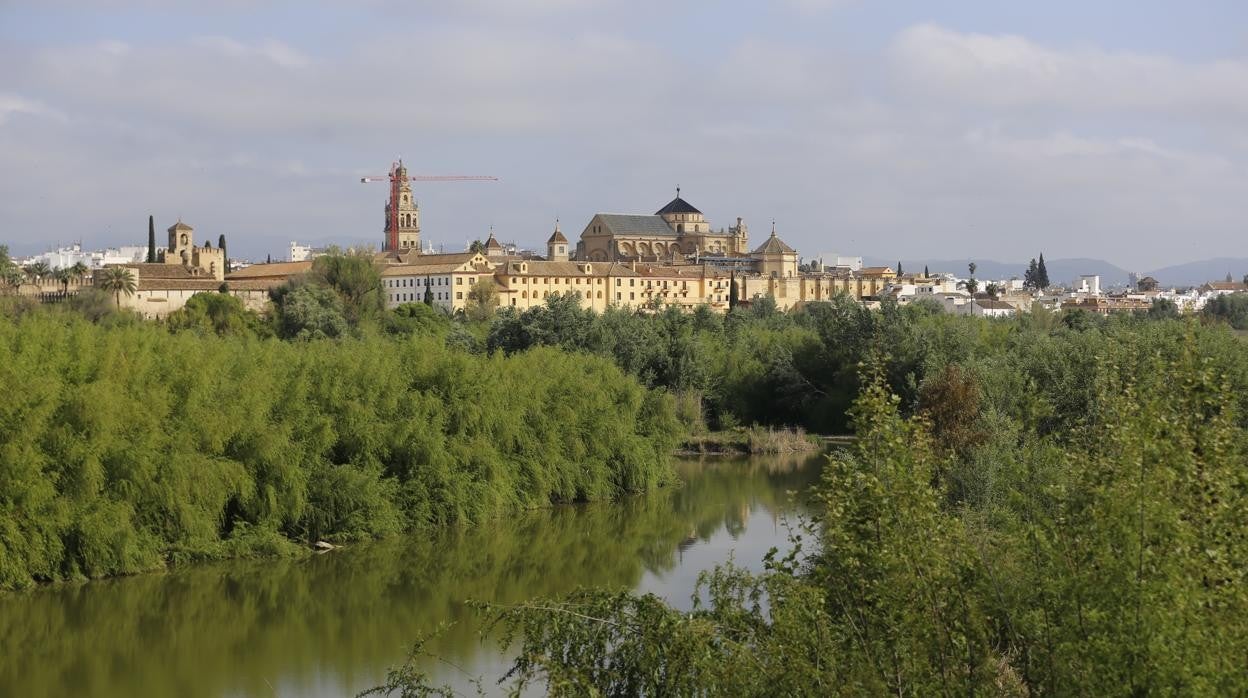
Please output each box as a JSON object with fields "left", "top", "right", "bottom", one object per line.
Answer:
{"left": 575, "top": 192, "right": 750, "bottom": 263}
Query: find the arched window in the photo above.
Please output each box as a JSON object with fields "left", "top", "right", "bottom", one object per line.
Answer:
{"left": 180, "top": 234, "right": 188, "bottom": 245}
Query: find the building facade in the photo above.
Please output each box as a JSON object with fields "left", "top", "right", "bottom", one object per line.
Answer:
{"left": 575, "top": 193, "right": 750, "bottom": 263}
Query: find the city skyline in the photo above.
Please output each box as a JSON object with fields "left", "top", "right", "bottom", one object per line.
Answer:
{"left": 2, "top": 1, "right": 1246, "bottom": 269}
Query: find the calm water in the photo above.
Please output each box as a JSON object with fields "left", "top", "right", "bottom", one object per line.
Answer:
{"left": 0, "top": 454, "right": 824, "bottom": 697}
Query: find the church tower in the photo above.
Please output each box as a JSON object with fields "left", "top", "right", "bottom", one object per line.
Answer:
{"left": 386, "top": 161, "right": 422, "bottom": 251}
{"left": 167, "top": 220, "right": 194, "bottom": 265}
{"left": 547, "top": 220, "right": 569, "bottom": 262}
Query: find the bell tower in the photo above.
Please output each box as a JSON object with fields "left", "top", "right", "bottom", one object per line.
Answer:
{"left": 547, "top": 220, "right": 569, "bottom": 262}
{"left": 386, "top": 161, "right": 422, "bottom": 251}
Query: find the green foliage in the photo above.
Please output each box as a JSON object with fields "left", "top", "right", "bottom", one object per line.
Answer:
{"left": 165, "top": 292, "right": 270, "bottom": 337}
{"left": 97, "top": 266, "right": 136, "bottom": 308}
{"left": 1203, "top": 293, "right": 1248, "bottom": 330}
{"left": 473, "top": 316, "right": 1248, "bottom": 696}
{"left": 272, "top": 283, "right": 349, "bottom": 339}
{"left": 464, "top": 278, "right": 499, "bottom": 322}
{"left": 310, "top": 252, "right": 384, "bottom": 325}
{"left": 147, "top": 216, "right": 156, "bottom": 263}
{"left": 0, "top": 312, "right": 678, "bottom": 590}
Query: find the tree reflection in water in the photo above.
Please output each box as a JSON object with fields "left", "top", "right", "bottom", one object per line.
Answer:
{"left": 0, "top": 453, "right": 823, "bottom": 698}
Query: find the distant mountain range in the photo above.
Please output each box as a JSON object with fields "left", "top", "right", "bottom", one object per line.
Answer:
{"left": 864, "top": 256, "right": 1248, "bottom": 288}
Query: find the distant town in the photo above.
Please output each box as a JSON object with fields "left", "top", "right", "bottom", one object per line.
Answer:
{"left": 5, "top": 162, "right": 1246, "bottom": 320}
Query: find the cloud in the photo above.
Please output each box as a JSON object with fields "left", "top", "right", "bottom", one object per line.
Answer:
{"left": 891, "top": 24, "right": 1248, "bottom": 115}
{"left": 191, "top": 37, "right": 311, "bottom": 69}
{"left": 0, "top": 93, "right": 67, "bottom": 126}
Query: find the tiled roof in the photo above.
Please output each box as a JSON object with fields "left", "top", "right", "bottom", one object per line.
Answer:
{"left": 108, "top": 263, "right": 196, "bottom": 279}
{"left": 168, "top": 220, "right": 193, "bottom": 232}
{"left": 547, "top": 228, "right": 569, "bottom": 244}
{"left": 655, "top": 197, "right": 701, "bottom": 216}
{"left": 595, "top": 214, "right": 677, "bottom": 237}
{"left": 227, "top": 261, "right": 313, "bottom": 279}
{"left": 752, "top": 232, "right": 796, "bottom": 256}
{"left": 976, "top": 300, "right": 1017, "bottom": 310}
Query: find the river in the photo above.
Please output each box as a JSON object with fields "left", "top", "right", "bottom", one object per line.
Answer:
{"left": 0, "top": 453, "right": 824, "bottom": 697}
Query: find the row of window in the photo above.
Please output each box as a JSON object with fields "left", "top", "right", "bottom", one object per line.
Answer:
{"left": 389, "top": 291, "right": 465, "bottom": 303}
{"left": 387, "top": 276, "right": 479, "bottom": 288}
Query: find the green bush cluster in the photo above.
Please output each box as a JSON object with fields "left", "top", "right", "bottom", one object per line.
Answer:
{"left": 466, "top": 316, "right": 1248, "bottom": 696}
{"left": 0, "top": 312, "right": 679, "bottom": 590}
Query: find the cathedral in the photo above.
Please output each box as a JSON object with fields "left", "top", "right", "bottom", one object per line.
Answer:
{"left": 575, "top": 191, "right": 750, "bottom": 263}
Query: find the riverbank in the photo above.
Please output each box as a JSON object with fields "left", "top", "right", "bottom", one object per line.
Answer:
{"left": 677, "top": 426, "right": 822, "bottom": 456}
{"left": 0, "top": 314, "right": 681, "bottom": 592}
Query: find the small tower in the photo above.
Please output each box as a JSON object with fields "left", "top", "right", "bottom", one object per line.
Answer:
{"left": 547, "top": 220, "right": 569, "bottom": 262}
{"left": 386, "top": 161, "right": 422, "bottom": 251}
{"left": 168, "top": 220, "right": 194, "bottom": 263}
{"left": 483, "top": 228, "right": 505, "bottom": 261}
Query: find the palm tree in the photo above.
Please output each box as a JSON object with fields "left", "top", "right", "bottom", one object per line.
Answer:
{"left": 70, "top": 262, "right": 89, "bottom": 287}
{"left": 24, "top": 261, "right": 51, "bottom": 283}
{"left": 54, "top": 268, "right": 71, "bottom": 295}
{"left": 98, "top": 266, "right": 137, "bottom": 308}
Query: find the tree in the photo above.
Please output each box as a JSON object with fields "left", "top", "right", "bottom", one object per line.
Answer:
{"left": 147, "top": 215, "right": 157, "bottom": 263}
{"left": 1145, "top": 298, "right": 1180, "bottom": 321}
{"left": 167, "top": 291, "right": 267, "bottom": 337}
{"left": 465, "top": 277, "right": 499, "bottom": 321}
{"left": 69, "top": 262, "right": 89, "bottom": 286}
{"left": 923, "top": 265, "right": 929, "bottom": 278}
{"left": 218, "top": 234, "right": 229, "bottom": 273}
{"left": 54, "top": 268, "right": 71, "bottom": 294}
{"left": 273, "top": 284, "right": 348, "bottom": 339}
{"left": 1025, "top": 258, "right": 1039, "bottom": 289}
{"left": 1226, "top": 272, "right": 1234, "bottom": 283}
{"left": 985, "top": 282, "right": 1000, "bottom": 299}
{"left": 24, "top": 261, "right": 51, "bottom": 282}
{"left": 897, "top": 261, "right": 903, "bottom": 275}
{"left": 966, "top": 262, "right": 978, "bottom": 295}
{"left": 1202, "top": 293, "right": 1248, "bottom": 330}
{"left": 468, "top": 239, "right": 486, "bottom": 254}
{"left": 1, "top": 267, "right": 22, "bottom": 294}
{"left": 310, "top": 252, "right": 384, "bottom": 325}
{"left": 98, "top": 266, "right": 137, "bottom": 308}
{"left": 266, "top": 254, "right": 272, "bottom": 264}
{"left": 728, "top": 274, "right": 739, "bottom": 310}
{"left": 968, "top": 261, "right": 976, "bottom": 277}
{"left": 1036, "top": 253, "right": 1049, "bottom": 289}
{"left": 423, "top": 280, "right": 433, "bottom": 305}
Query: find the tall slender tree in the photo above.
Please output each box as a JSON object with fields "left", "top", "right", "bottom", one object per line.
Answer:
{"left": 728, "top": 273, "right": 739, "bottom": 310}
{"left": 896, "top": 261, "right": 903, "bottom": 276}
{"left": 218, "top": 234, "right": 229, "bottom": 273}
{"left": 924, "top": 265, "right": 929, "bottom": 278}
{"left": 147, "top": 215, "right": 157, "bottom": 263}
{"left": 423, "top": 279, "right": 434, "bottom": 305}
{"left": 1037, "top": 254, "right": 1049, "bottom": 289}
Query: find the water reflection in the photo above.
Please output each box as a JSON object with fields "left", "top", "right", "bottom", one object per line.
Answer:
{"left": 0, "top": 453, "right": 823, "bottom": 697}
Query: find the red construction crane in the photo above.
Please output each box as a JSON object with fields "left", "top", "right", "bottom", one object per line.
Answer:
{"left": 360, "top": 159, "right": 498, "bottom": 251}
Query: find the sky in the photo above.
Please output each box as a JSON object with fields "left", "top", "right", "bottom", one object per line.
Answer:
{"left": 1, "top": 0, "right": 1246, "bottom": 270}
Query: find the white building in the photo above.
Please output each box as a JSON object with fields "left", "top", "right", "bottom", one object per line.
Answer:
{"left": 814, "top": 253, "right": 863, "bottom": 272}
{"left": 1076, "top": 275, "right": 1102, "bottom": 297}
{"left": 971, "top": 299, "right": 1018, "bottom": 318}
{"left": 22, "top": 243, "right": 147, "bottom": 269}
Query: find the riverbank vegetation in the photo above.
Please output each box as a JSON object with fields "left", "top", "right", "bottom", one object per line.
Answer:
{"left": 454, "top": 316, "right": 1248, "bottom": 695}
{"left": 0, "top": 309, "right": 679, "bottom": 591}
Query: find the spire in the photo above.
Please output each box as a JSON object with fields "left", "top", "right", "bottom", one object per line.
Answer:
{"left": 676, "top": 184, "right": 680, "bottom": 199}
{"left": 771, "top": 220, "right": 777, "bottom": 237}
